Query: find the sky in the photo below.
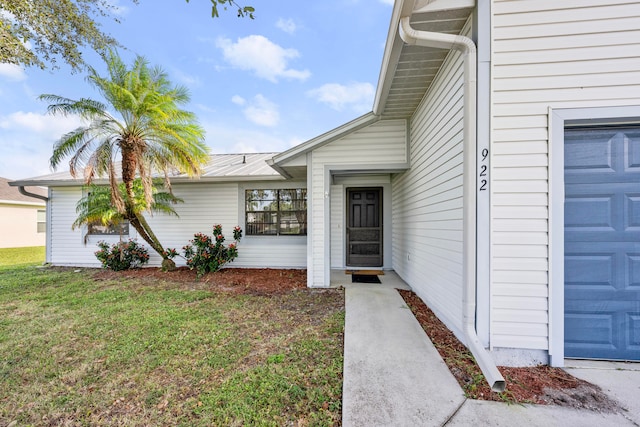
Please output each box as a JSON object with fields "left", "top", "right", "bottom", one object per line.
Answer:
{"left": 0, "top": 0, "right": 395, "bottom": 180}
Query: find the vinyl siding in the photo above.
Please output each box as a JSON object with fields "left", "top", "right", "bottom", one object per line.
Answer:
{"left": 330, "top": 185, "right": 344, "bottom": 269}
{"left": 48, "top": 182, "right": 306, "bottom": 269}
{"left": 309, "top": 119, "right": 407, "bottom": 286}
{"left": 49, "top": 187, "right": 108, "bottom": 266}
{"left": 491, "top": 0, "right": 640, "bottom": 350}
{"left": 392, "top": 45, "right": 466, "bottom": 338}
{"left": 236, "top": 181, "right": 306, "bottom": 269}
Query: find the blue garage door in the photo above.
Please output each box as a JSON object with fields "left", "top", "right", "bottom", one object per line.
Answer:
{"left": 564, "top": 126, "right": 640, "bottom": 361}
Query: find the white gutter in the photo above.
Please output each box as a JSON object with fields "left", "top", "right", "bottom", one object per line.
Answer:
{"left": 17, "top": 186, "right": 48, "bottom": 202}
{"left": 399, "top": 16, "right": 506, "bottom": 392}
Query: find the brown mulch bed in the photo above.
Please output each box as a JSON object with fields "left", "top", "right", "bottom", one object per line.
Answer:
{"left": 91, "top": 267, "right": 307, "bottom": 295}
{"left": 398, "top": 289, "right": 623, "bottom": 412}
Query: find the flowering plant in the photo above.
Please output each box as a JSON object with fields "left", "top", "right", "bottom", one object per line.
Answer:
{"left": 94, "top": 239, "right": 150, "bottom": 271}
{"left": 174, "top": 225, "right": 243, "bottom": 278}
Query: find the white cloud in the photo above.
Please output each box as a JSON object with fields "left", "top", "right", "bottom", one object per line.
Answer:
{"left": 379, "top": 0, "right": 394, "bottom": 5}
{"left": 307, "top": 82, "right": 375, "bottom": 113}
{"left": 0, "top": 64, "right": 27, "bottom": 82}
{"left": 215, "top": 35, "right": 311, "bottom": 83}
{"left": 196, "top": 104, "right": 217, "bottom": 114}
{"left": 202, "top": 122, "right": 298, "bottom": 154}
{"left": 242, "top": 94, "right": 279, "bottom": 127}
{"left": 276, "top": 18, "right": 297, "bottom": 34}
{"left": 0, "top": 111, "right": 83, "bottom": 135}
{"left": 172, "top": 69, "right": 201, "bottom": 87}
{"left": 0, "top": 111, "right": 84, "bottom": 179}
{"left": 231, "top": 95, "right": 246, "bottom": 106}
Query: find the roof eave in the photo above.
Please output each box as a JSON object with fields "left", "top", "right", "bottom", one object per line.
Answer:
{"left": 373, "top": 0, "right": 476, "bottom": 119}
{"left": 9, "top": 175, "right": 287, "bottom": 187}
{"left": 373, "top": 0, "right": 415, "bottom": 116}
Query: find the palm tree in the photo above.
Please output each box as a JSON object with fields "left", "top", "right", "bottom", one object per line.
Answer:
{"left": 40, "top": 50, "right": 209, "bottom": 270}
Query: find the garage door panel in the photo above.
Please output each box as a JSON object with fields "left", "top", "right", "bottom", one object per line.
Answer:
{"left": 565, "top": 126, "right": 640, "bottom": 361}
{"left": 630, "top": 314, "right": 640, "bottom": 351}
{"left": 627, "top": 194, "right": 640, "bottom": 230}
{"left": 565, "top": 132, "right": 614, "bottom": 172}
{"left": 566, "top": 129, "right": 640, "bottom": 182}
{"left": 565, "top": 253, "right": 615, "bottom": 289}
{"left": 628, "top": 131, "right": 640, "bottom": 170}
{"left": 565, "top": 186, "right": 640, "bottom": 239}
{"left": 565, "top": 194, "right": 614, "bottom": 230}
{"left": 565, "top": 311, "right": 616, "bottom": 356}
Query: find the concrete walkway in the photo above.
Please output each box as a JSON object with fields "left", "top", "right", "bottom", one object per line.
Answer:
{"left": 339, "top": 273, "right": 640, "bottom": 426}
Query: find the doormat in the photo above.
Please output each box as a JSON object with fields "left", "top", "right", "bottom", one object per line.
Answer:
{"left": 345, "top": 270, "right": 384, "bottom": 276}
{"left": 352, "top": 274, "right": 381, "bottom": 284}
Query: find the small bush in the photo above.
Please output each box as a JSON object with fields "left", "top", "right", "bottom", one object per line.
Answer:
{"left": 175, "top": 225, "right": 242, "bottom": 278}
{"left": 95, "top": 239, "right": 150, "bottom": 271}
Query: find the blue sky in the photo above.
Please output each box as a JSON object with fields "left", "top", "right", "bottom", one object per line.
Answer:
{"left": 0, "top": 0, "right": 394, "bottom": 180}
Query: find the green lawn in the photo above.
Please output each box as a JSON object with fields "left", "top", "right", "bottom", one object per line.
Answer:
{"left": 0, "top": 266, "right": 344, "bottom": 426}
{"left": 0, "top": 246, "right": 45, "bottom": 268}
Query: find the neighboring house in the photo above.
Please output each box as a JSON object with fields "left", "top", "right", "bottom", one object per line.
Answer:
{"left": 0, "top": 177, "right": 47, "bottom": 248}
{"left": 11, "top": 0, "right": 640, "bottom": 382}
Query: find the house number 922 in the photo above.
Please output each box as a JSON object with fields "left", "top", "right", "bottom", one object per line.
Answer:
{"left": 479, "top": 148, "right": 488, "bottom": 191}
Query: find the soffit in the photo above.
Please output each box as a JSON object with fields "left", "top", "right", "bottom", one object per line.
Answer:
{"left": 376, "top": 3, "right": 474, "bottom": 120}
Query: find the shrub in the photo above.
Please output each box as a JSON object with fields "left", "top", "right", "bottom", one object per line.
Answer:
{"left": 174, "top": 225, "right": 242, "bottom": 278}
{"left": 95, "top": 239, "right": 150, "bottom": 271}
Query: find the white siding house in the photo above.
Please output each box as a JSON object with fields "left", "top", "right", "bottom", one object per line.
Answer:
{"left": 12, "top": 0, "right": 640, "bottom": 373}
{"left": 17, "top": 154, "right": 307, "bottom": 269}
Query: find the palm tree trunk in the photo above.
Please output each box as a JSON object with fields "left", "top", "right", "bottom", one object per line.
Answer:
{"left": 120, "top": 148, "right": 177, "bottom": 271}
{"left": 128, "top": 213, "right": 177, "bottom": 271}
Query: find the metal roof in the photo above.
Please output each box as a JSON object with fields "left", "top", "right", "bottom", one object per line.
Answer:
{"left": 9, "top": 153, "right": 283, "bottom": 187}
{"left": 374, "top": 0, "right": 475, "bottom": 119}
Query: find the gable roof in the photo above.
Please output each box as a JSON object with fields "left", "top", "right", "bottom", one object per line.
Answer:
{"left": 269, "top": 112, "right": 380, "bottom": 171}
{"left": 0, "top": 177, "right": 47, "bottom": 205}
{"left": 9, "top": 153, "right": 283, "bottom": 187}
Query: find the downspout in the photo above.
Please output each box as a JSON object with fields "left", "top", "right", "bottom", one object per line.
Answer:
{"left": 18, "top": 186, "right": 48, "bottom": 202}
{"left": 399, "top": 16, "right": 506, "bottom": 392}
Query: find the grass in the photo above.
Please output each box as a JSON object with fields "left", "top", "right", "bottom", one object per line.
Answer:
{"left": 0, "top": 266, "right": 344, "bottom": 426}
{"left": 0, "top": 246, "right": 45, "bottom": 268}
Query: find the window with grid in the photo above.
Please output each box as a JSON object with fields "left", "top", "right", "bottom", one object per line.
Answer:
{"left": 37, "top": 209, "right": 46, "bottom": 233}
{"left": 245, "top": 189, "right": 307, "bottom": 236}
{"left": 86, "top": 191, "right": 130, "bottom": 235}
{"left": 88, "top": 221, "right": 129, "bottom": 235}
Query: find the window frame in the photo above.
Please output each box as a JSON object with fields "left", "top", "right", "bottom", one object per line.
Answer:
{"left": 36, "top": 209, "right": 46, "bottom": 233}
{"left": 245, "top": 188, "right": 307, "bottom": 236}
{"left": 87, "top": 221, "right": 130, "bottom": 236}
{"left": 84, "top": 189, "right": 130, "bottom": 236}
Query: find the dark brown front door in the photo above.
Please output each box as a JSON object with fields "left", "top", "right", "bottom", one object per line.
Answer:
{"left": 346, "top": 188, "right": 382, "bottom": 267}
